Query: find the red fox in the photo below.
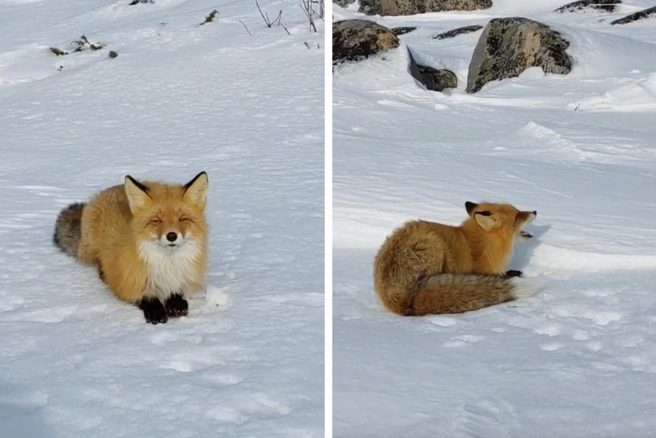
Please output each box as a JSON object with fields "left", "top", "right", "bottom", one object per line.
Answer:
{"left": 374, "top": 201, "right": 537, "bottom": 316}
{"left": 54, "top": 172, "right": 209, "bottom": 324}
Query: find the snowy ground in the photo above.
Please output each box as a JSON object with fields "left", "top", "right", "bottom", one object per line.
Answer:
{"left": 333, "top": 1, "right": 656, "bottom": 437}
{"left": 0, "top": 1, "right": 323, "bottom": 437}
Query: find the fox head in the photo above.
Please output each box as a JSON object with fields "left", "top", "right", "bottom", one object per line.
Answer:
{"left": 464, "top": 201, "right": 536, "bottom": 240}
{"left": 124, "top": 171, "right": 209, "bottom": 251}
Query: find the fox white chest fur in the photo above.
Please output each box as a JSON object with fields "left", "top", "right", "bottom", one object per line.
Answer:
{"left": 138, "top": 239, "right": 202, "bottom": 300}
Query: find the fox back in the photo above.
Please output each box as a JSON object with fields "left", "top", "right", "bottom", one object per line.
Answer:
{"left": 374, "top": 201, "right": 537, "bottom": 315}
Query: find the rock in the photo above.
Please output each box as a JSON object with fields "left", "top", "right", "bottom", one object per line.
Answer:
{"left": 334, "top": 0, "right": 356, "bottom": 7}
{"left": 555, "top": 0, "right": 621, "bottom": 13}
{"left": 408, "top": 49, "right": 457, "bottom": 92}
{"left": 466, "top": 17, "right": 572, "bottom": 93}
{"left": 333, "top": 19, "right": 399, "bottom": 65}
{"left": 432, "top": 25, "right": 483, "bottom": 40}
{"left": 359, "top": 0, "right": 492, "bottom": 16}
{"left": 392, "top": 26, "right": 417, "bottom": 35}
{"left": 611, "top": 6, "right": 656, "bottom": 25}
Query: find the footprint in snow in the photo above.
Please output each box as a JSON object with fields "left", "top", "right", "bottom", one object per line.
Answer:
{"left": 443, "top": 335, "right": 484, "bottom": 348}
{"left": 540, "top": 343, "right": 563, "bottom": 351}
{"left": 450, "top": 396, "right": 516, "bottom": 438}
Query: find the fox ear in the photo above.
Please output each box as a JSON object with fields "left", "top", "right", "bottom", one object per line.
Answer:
{"left": 474, "top": 211, "right": 496, "bottom": 231}
{"left": 124, "top": 175, "right": 151, "bottom": 213}
{"left": 465, "top": 201, "right": 478, "bottom": 215}
{"left": 183, "top": 171, "right": 208, "bottom": 209}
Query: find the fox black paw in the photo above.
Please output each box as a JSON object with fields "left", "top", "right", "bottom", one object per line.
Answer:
{"left": 165, "top": 294, "right": 188, "bottom": 317}
{"left": 139, "top": 298, "right": 168, "bottom": 324}
{"left": 504, "top": 270, "right": 523, "bottom": 278}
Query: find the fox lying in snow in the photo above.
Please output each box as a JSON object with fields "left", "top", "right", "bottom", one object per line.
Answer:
{"left": 54, "top": 172, "right": 209, "bottom": 324}
{"left": 374, "top": 201, "right": 537, "bottom": 316}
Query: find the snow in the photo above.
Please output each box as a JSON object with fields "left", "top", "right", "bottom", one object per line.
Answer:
{"left": 0, "top": 1, "right": 323, "bottom": 437}
{"left": 333, "top": 1, "right": 656, "bottom": 437}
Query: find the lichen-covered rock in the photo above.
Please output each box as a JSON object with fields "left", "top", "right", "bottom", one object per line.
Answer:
{"left": 611, "top": 6, "right": 656, "bottom": 25}
{"left": 466, "top": 17, "right": 572, "bottom": 93}
{"left": 334, "top": 0, "right": 356, "bottom": 7}
{"left": 359, "top": 0, "right": 492, "bottom": 16}
{"left": 408, "top": 49, "right": 457, "bottom": 92}
{"left": 392, "top": 26, "right": 417, "bottom": 35}
{"left": 333, "top": 20, "right": 399, "bottom": 65}
{"left": 432, "top": 25, "right": 483, "bottom": 40}
{"left": 555, "top": 0, "right": 621, "bottom": 13}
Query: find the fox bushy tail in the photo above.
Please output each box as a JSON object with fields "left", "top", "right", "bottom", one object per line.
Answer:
{"left": 381, "top": 274, "right": 536, "bottom": 316}
{"left": 53, "top": 203, "right": 86, "bottom": 258}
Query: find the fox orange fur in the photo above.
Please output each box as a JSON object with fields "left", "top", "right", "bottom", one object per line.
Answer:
{"left": 54, "top": 172, "right": 209, "bottom": 324}
{"left": 374, "top": 201, "right": 537, "bottom": 316}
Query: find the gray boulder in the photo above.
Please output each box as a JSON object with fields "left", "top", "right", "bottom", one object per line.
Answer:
{"left": 432, "top": 24, "right": 483, "bottom": 39}
{"left": 359, "top": 0, "right": 492, "bottom": 16}
{"left": 611, "top": 6, "right": 656, "bottom": 25}
{"left": 466, "top": 17, "right": 572, "bottom": 93}
{"left": 333, "top": 0, "right": 356, "bottom": 7}
{"left": 333, "top": 20, "right": 399, "bottom": 65}
{"left": 408, "top": 49, "right": 457, "bottom": 92}
{"left": 555, "top": 0, "right": 621, "bottom": 13}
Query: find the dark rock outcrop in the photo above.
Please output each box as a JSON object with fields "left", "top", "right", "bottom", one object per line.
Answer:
{"left": 334, "top": 0, "right": 357, "bottom": 7}
{"left": 392, "top": 26, "right": 417, "bottom": 35}
{"left": 466, "top": 17, "right": 572, "bottom": 93}
{"left": 333, "top": 20, "right": 399, "bottom": 64}
{"left": 408, "top": 49, "right": 457, "bottom": 92}
{"left": 611, "top": 6, "right": 656, "bottom": 24}
{"left": 432, "top": 25, "right": 483, "bottom": 40}
{"left": 555, "top": 0, "right": 621, "bottom": 13}
{"left": 359, "top": 0, "right": 492, "bottom": 16}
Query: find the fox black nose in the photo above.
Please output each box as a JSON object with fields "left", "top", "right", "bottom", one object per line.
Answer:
{"left": 532, "top": 211, "right": 537, "bottom": 216}
{"left": 166, "top": 232, "right": 178, "bottom": 242}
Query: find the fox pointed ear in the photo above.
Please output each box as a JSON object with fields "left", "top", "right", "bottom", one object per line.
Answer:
{"left": 474, "top": 211, "right": 496, "bottom": 231}
{"left": 183, "top": 171, "right": 208, "bottom": 209}
{"left": 465, "top": 201, "right": 478, "bottom": 216}
{"left": 124, "top": 175, "right": 151, "bottom": 213}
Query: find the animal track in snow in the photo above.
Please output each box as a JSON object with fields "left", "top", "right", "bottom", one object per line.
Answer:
{"left": 586, "top": 342, "right": 604, "bottom": 352}
{"left": 572, "top": 330, "right": 591, "bottom": 341}
{"left": 428, "top": 316, "right": 457, "bottom": 327}
{"left": 550, "top": 305, "right": 622, "bottom": 326}
{"left": 540, "top": 343, "right": 563, "bottom": 351}
{"left": 450, "top": 396, "right": 516, "bottom": 438}
{"left": 2, "top": 306, "right": 77, "bottom": 323}
{"left": 443, "top": 335, "right": 484, "bottom": 348}
{"left": 534, "top": 323, "right": 562, "bottom": 336}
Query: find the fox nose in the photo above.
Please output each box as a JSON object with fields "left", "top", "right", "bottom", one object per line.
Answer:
{"left": 166, "top": 232, "right": 178, "bottom": 242}
{"left": 532, "top": 211, "right": 537, "bottom": 216}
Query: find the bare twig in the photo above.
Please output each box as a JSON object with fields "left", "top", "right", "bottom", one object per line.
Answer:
{"left": 256, "top": 0, "right": 282, "bottom": 28}
{"left": 299, "top": 0, "right": 318, "bottom": 33}
{"left": 278, "top": 18, "right": 291, "bottom": 35}
{"left": 239, "top": 19, "right": 252, "bottom": 36}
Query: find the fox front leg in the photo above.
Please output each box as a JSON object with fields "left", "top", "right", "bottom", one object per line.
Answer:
{"left": 138, "top": 297, "right": 168, "bottom": 324}
{"left": 164, "top": 293, "right": 189, "bottom": 317}
{"left": 502, "top": 270, "right": 523, "bottom": 279}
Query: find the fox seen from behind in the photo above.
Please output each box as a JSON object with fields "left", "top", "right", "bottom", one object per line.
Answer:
{"left": 374, "top": 201, "right": 538, "bottom": 316}
{"left": 54, "top": 172, "right": 209, "bottom": 324}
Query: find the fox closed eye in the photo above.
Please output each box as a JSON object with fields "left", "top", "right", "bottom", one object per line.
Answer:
{"left": 179, "top": 216, "right": 190, "bottom": 222}
{"left": 150, "top": 217, "right": 162, "bottom": 224}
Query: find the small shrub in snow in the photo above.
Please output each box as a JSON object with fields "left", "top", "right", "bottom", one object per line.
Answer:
{"left": 200, "top": 9, "right": 219, "bottom": 25}
{"left": 49, "top": 35, "right": 105, "bottom": 57}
